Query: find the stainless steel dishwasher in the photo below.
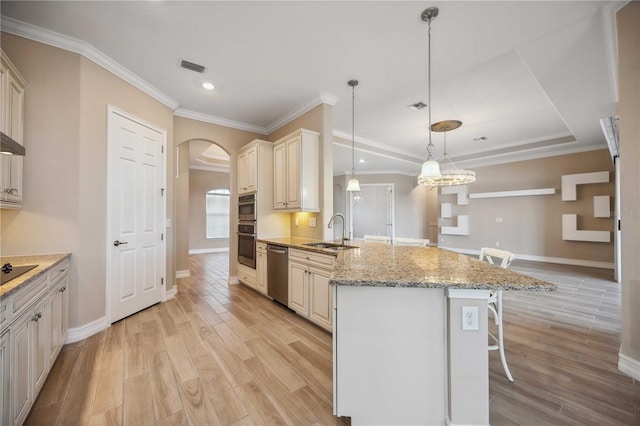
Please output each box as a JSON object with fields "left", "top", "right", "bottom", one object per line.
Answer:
{"left": 267, "top": 244, "right": 288, "bottom": 305}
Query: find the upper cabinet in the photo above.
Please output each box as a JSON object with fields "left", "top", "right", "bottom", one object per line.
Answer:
{"left": 0, "top": 50, "right": 27, "bottom": 209}
{"left": 238, "top": 145, "right": 257, "bottom": 195}
{"left": 273, "top": 129, "right": 320, "bottom": 212}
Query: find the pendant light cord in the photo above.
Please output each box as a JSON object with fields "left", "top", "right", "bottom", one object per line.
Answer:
{"left": 351, "top": 82, "right": 356, "bottom": 176}
{"left": 426, "top": 15, "right": 435, "bottom": 160}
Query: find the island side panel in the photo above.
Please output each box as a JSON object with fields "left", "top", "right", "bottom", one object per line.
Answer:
{"left": 447, "top": 289, "right": 491, "bottom": 425}
{"left": 334, "top": 285, "right": 446, "bottom": 425}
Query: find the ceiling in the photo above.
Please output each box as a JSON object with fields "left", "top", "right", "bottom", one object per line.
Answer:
{"left": 1, "top": 1, "right": 624, "bottom": 176}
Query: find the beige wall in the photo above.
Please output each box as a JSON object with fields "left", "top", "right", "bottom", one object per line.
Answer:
{"left": 173, "top": 116, "right": 262, "bottom": 276}
{"left": 189, "top": 168, "right": 230, "bottom": 251}
{"left": 617, "top": 2, "right": 640, "bottom": 372}
{"left": 0, "top": 34, "right": 174, "bottom": 329}
{"left": 439, "top": 149, "right": 615, "bottom": 264}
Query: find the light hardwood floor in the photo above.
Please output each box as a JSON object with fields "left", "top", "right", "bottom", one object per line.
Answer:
{"left": 25, "top": 253, "right": 639, "bottom": 425}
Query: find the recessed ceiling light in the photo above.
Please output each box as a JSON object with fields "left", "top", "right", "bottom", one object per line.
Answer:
{"left": 202, "top": 81, "right": 215, "bottom": 90}
{"left": 408, "top": 101, "right": 427, "bottom": 111}
{"left": 473, "top": 136, "right": 487, "bottom": 141}
{"left": 359, "top": 159, "right": 365, "bottom": 163}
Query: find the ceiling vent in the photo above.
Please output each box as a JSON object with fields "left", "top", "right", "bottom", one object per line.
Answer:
{"left": 180, "top": 60, "right": 205, "bottom": 73}
{"left": 408, "top": 101, "right": 427, "bottom": 111}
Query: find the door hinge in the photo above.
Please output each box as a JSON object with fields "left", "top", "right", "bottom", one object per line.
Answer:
{"left": 161, "top": 277, "right": 164, "bottom": 285}
{"left": 161, "top": 188, "right": 165, "bottom": 196}
{"left": 161, "top": 145, "right": 164, "bottom": 154}
{"left": 161, "top": 233, "right": 164, "bottom": 241}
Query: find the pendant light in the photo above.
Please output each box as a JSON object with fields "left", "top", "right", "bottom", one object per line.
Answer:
{"left": 417, "top": 7, "right": 441, "bottom": 186}
{"left": 416, "top": 7, "right": 476, "bottom": 187}
{"left": 346, "top": 79, "right": 361, "bottom": 193}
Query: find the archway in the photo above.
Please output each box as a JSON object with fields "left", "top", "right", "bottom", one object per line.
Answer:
{"left": 175, "top": 139, "right": 231, "bottom": 278}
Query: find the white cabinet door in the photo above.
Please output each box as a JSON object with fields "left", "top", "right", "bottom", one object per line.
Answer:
{"left": 288, "top": 261, "right": 309, "bottom": 316}
{"left": 256, "top": 249, "right": 267, "bottom": 295}
{"left": 285, "top": 136, "right": 301, "bottom": 208}
{"left": 273, "top": 142, "right": 287, "bottom": 209}
{"left": 238, "top": 147, "right": 258, "bottom": 195}
{"left": 49, "top": 275, "right": 69, "bottom": 364}
{"left": 0, "top": 52, "right": 26, "bottom": 208}
{"left": 0, "top": 331, "right": 10, "bottom": 426}
{"left": 32, "top": 295, "right": 50, "bottom": 395}
{"left": 12, "top": 310, "right": 31, "bottom": 426}
{"left": 309, "top": 266, "right": 333, "bottom": 331}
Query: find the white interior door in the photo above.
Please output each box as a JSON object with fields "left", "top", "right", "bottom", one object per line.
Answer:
{"left": 108, "top": 107, "right": 165, "bottom": 323}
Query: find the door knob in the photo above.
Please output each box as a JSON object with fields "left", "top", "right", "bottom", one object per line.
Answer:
{"left": 113, "top": 240, "right": 128, "bottom": 247}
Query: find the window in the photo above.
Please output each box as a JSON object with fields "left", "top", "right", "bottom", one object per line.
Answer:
{"left": 206, "top": 189, "right": 230, "bottom": 239}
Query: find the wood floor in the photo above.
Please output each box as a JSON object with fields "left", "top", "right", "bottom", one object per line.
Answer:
{"left": 25, "top": 253, "right": 640, "bottom": 425}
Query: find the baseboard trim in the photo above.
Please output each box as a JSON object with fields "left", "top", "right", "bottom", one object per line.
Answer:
{"left": 176, "top": 270, "right": 190, "bottom": 279}
{"left": 438, "top": 246, "right": 614, "bottom": 269}
{"left": 618, "top": 352, "right": 640, "bottom": 381}
{"left": 188, "top": 247, "right": 229, "bottom": 254}
{"left": 229, "top": 276, "right": 240, "bottom": 285}
{"left": 164, "top": 286, "right": 177, "bottom": 301}
{"left": 66, "top": 316, "right": 109, "bottom": 344}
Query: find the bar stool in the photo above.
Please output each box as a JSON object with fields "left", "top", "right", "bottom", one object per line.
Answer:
{"left": 479, "top": 247, "right": 515, "bottom": 382}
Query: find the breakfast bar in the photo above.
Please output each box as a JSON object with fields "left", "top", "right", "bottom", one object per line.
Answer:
{"left": 330, "top": 244, "right": 555, "bottom": 425}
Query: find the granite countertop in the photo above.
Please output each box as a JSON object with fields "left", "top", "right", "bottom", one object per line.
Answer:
{"left": 0, "top": 253, "right": 71, "bottom": 299}
{"left": 256, "top": 236, "right": 348, "bottom": 255}
{"left": 257, "top": 237, "right": 555, "bottom": 291}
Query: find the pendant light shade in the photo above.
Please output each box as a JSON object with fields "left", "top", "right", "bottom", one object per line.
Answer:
{"left": 347, "top": 79, "right": 361, "bottom": 193}
{"left": 346, "top": 177, "right": 361, "bottom": 192}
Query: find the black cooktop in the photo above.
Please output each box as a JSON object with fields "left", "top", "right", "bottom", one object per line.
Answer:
{"left": 0, "top": 263, "right": 38, "bottom": 285}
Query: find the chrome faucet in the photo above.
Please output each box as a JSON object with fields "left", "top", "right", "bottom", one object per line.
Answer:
{"left": 327, "top": 213, "right": 348, "bottom": 244}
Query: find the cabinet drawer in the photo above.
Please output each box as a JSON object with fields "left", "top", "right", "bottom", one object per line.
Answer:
{"left": 49, "top": 260, "right": 69, "bottom": 285}
{"left": 237, "top": 263, "right": 257, "bottom": 286}
{"left": 289, "top": 248, "right": 335, "bottom": 269}
{"left": 256, "top": 242, "right": 267, "bottom": 253}
{"left": 12, "top": 274, "right": 47, "bottom": 319}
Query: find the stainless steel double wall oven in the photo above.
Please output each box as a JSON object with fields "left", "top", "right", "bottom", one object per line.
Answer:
{"left": 237, "top": 193, "right": 257, "bottom": 268}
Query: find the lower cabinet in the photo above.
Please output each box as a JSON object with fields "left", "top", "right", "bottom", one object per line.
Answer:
{"left": 1, "top": 330, "right": 10, "bottom": 426}
{"left": 288, "top": 249, "right": 334, "bottom": 332}
{"left": 255, "top": 243, "right": 267, "bottom": 295}
{"left": 3, "top": 257, "right": 70, "bottom": 426}
{"left": 12, "top": 294, "right": 50, "bottom": 426}
{"left": 49, "top": 274, "right": 69, "bottom": 365}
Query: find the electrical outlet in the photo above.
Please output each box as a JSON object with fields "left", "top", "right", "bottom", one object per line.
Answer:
{"left": 496, "top": 241, "right": 500, "bottom": 247}
{"left": 462, "top": 306, "right": 479, "bottom": 331}
{"left": 309, "top": 217, "right": 317, "bottom": 227}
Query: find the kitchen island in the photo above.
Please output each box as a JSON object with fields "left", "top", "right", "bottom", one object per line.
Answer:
{"left": 329, "top": 243, "right": 554, "bottom": 426}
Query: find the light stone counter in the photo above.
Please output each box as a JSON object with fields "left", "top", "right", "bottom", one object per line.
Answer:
{"left": 332, "top": 244, "right": 556, "bottom": 291}
{"left": 258, "top": 237, "right": 555, "bottom": 291}
{"left": 0, "top": 253, "right": 71, "bottom": 299}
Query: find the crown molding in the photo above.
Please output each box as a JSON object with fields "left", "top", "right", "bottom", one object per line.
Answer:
{"left": 1, "top": 16, "right": 180, "bottom": 110}
{"left": 189, "top": 164, "right": 230, "bottom": 173}
{"left": 333, "top": 130, "right": 424, "bottom": 161}
{"left": 264, "top": 93, "right": 339, "bottom": 135}
{"left": 174, "top": 108, "right": 267, "bottom": 134}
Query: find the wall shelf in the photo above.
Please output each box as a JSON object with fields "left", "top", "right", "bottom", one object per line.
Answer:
{"left": 469, "top": 188, "right": 557, "bottom": 199}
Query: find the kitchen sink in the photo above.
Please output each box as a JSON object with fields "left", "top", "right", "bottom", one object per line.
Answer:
{"left": 303, "top": 242, "right": 358, "bottom": 251}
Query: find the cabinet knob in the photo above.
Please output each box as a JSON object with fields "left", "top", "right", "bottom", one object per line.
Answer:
{"left": 59, "top": 286, "right": 66, "bottom": 293}
{"left": 5, "top": 188, "right": 18, "bottom": 195}
{"left": 32, "top": 312, "right": 42, "bottom": 322}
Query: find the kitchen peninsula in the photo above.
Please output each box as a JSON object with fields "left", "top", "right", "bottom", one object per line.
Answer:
{"left": 259, "top": 238, "right": 554, "bottom": 425}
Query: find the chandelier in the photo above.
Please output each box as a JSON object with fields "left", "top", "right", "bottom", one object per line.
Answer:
{"left": 416, "top": 7, "right": 475, "bottom": 187}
